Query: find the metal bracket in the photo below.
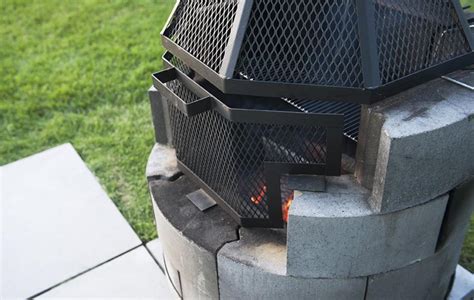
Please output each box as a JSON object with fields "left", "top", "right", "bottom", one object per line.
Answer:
{"left": 186, "top": 189, "right": 217, "bottom": 212}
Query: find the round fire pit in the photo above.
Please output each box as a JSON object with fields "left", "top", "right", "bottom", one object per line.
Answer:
{"left": 146, "top": 69, "right": 474, "bottom": 299}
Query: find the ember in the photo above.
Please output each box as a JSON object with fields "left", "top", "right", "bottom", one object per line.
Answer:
{"left": 250, "top": 186, "right": 266, "bottom": 205}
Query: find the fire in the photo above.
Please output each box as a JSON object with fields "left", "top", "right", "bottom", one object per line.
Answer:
{"left": 250, "top": 186, "right": 294, "bottom": 223}
{"left": 282, "top": 193, "right": 294, "bottom": 223}
{"left": 250, "top": 185, "right": 266, "bottom": 205}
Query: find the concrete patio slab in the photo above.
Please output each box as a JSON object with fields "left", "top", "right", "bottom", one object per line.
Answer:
{"left": 449, "top": 265, "right": 474, "bottom": 300}
{"left": 38, "top": 246, "right": 176, "bottom": 299}
{"left": 1, "top": 144, "right": 142, "bottom": 299}
{"left": 146, "top": 238, "right": 165, "bottom": 270}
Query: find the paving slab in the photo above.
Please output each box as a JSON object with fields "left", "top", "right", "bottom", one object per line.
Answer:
{"left": 38, "top": 246, "right": 177, "bottom": 299}
{"left": 1, "top": 144, "right": 142, "bottom": 299}
{"left": 146, "top": 238, "right": 165, "bottom": 271}
{"left": 449, "top": 266, "right": 474, "bottom": 300}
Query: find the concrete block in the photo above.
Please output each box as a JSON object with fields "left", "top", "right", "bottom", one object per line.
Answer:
{"left": 38, "top": 247, "right": 177, "bottom": 299}
{"left": 366, "top": 179, "right": 474, "bottom": 300}
{"left": 149, "top": 86, "right": 172, "bottom": 145}
{"left": 149, "top": 175, "right": 239, "bottom": 300}
{"left": 355, "top": 105, "right": 385, "bottom": 189}
{"left": 287, "top": 175, "right": 448, "bottom": 278}
{"left": 2, "top": 144, "right": 141, "bottom": 299}
{"left": 355, "top": 72, "right": 474, "bottom": 213}
{"left": 218, "top": 228, "right": 367, "bottom": 300}
{"left": 437, "top": 177, "right": 474, "bottom": 250}
{"left": 145, "top": 143, "right": 180, "bottom": 180}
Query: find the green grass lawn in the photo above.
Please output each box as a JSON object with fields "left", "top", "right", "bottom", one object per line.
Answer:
{"left": 1, "top": 0, "right": 473, "bottom": 272}
{"left": 465, "top": 0, "right": 474, "bottom": 10}
{"left": 0, "top": 0, "right": 175, "bottom": 242}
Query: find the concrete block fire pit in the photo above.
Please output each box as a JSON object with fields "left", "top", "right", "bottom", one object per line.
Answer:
{"left": 147, "top": 68, "right": 473, "bottom": 299}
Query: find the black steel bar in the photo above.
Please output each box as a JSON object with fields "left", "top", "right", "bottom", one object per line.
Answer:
{"left": 220, "top": 0, "right": 254, "bottom": 78}
{"left": 152, "top": 68, "right": 213, "bottom": 117}
{"left": 356, "top": 0, "right": 382, "bottom": 88}
{"left": 451, "top": 0, "right": 474, "bottom": 49}
{"left": 264, "top": 164, "right": 284, "bottom": 228}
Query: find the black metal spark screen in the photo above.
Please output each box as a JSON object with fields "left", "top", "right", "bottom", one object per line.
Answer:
{"left": 374, "top": 0, "right": 472, "bottom": 84}
{"left": 161, "top": 0, "right": 474, "bottom": 103}
{"left": 152, "top": 63, "right": 343, "bottom": 227}
{"left": 285, "top": 98, "right": 361, "bottom": 142}
{"left": 234, "top": 0, "right": 364, "bottom": 88}
{"left": 164, "top": 0, "right": 239, "bottom": 72}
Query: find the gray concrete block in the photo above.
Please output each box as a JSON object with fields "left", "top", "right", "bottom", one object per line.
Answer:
{"left": 38, "top": 247, "right": 177, "bottom": 299}
{"left": 355, "top": 72, "right": 474, "bottom": 213}
{"left": 287, "top": 175, "right": 448, "bottom": 278}
{"left": 145, "top": 143, "right": 180, "bottom": 180}
{"left": 355, "top": 105, "right": 385, "bottom": 189}
{"left": 287, "top": 174, "right": 326, "bottom": 192}
{"left": 149, "top": 86, "right": 172, "bottom": 145}
{"left": 437, "top": 177, "right": 474, "bottom": 250}
{"left": 149, "top": 175, "right": 239, "bottom": 300}
{"left": 2, "top": 144, "right": 141, "bottom": 299}
{"left": 366, "top": 179, "right": 474, "bottom": 300}
{"left": 152, "top": 196, "right": 215, "bottom": 299}
{"left": 218, "top": 228, "right": 367, "bottom": 300}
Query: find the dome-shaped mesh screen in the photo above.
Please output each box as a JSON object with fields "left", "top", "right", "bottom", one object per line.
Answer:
{"left": 162, "top": 0, "right": 474, "bottom": 102}
{"left": 234, "top": 0, "right": 364, "bottom": 88}
{"left": 165, "top": 0, "right": 239, "bottom": 72}
{"left": 374, "top": 0, "right": 471, "bottom": 84}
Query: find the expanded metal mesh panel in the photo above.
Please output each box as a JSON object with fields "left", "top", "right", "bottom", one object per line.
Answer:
{"left": 165, "top": 0, "right": 239, "bottom": 72}
{"left": 234, "top": 0, "right": 364, "bottom": 87}
{"left": 165, "top": 81, "right": 327, "bottom": 221}
{"left": 374, "top": 0, "right": 471, "bottom": 84}
{"left": 285, "top": 98, "right": 361, "bottom": 142}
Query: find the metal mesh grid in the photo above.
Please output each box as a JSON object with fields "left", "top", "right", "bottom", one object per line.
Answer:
{"left": 234, "top": 0, "right": 364, "bottom": 88}
{"left": 165, "top": 81, "right": 327, "bottom": 222}
{"left": 165, "top": 79, "right": 199, "bottom": 104}
{"left": 374, "top": 0, "right": 471, "bottom": 84}
{"left": 285, "top": 98, "right": 361, "bottom": 142}
{"left": 165, "top": 0, "right": 239, "bottom": 72}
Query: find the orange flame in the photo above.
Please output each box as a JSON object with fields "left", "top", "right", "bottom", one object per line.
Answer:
{"left": 282, "top": 193, "right": 294, "bottom": 223}
{"left": 250, "top": 186, "right": 294, "bottom": 223}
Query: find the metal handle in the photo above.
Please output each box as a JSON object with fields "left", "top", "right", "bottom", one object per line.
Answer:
{"left": 152, "top": 68, "right": 213, "bottom": 117}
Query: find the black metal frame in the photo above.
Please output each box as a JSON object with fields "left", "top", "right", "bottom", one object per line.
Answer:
{"left": 152, "top": 66, "right": 344, "bottom": 228}
{"left": 161, "top": 0, "right": 474, "bottom": 104}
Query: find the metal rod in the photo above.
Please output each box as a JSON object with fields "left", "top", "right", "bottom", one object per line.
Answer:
{"left": 441, "top": 75, "right": 474, "bottom": 91}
